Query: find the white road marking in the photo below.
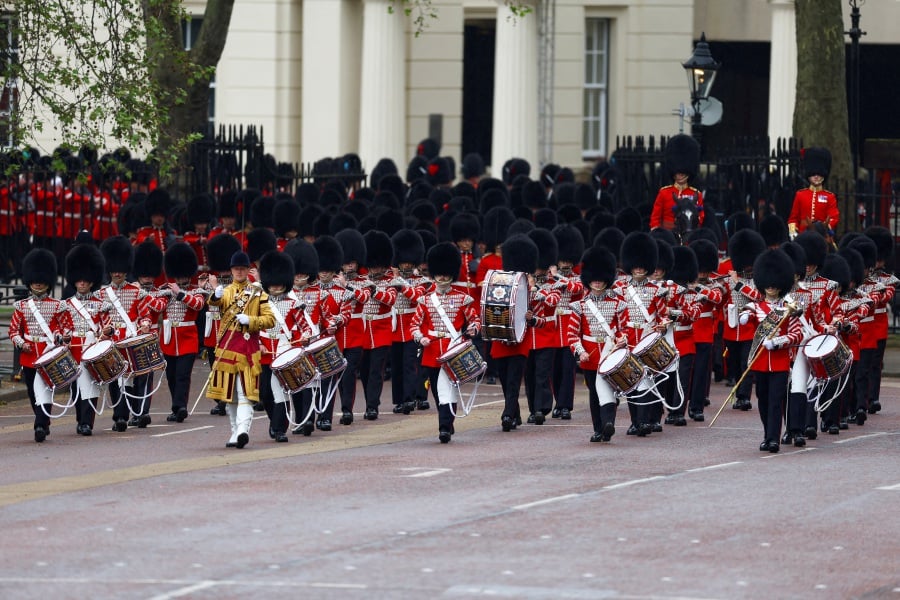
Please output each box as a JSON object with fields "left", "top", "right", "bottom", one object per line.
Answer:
{"left": 152, "top": 426, "right": 215, "bottom": 437}
{"left": 399, "top": 467, "right": 451, "bottom": 478}
{"left": 834, "top": 432, "right": 889, "bottom": 444}
{"left": 602, "top": 476, "right": 666, "bottom": 490}
{"left": 512, "top": 493, "right": 580, "bottom": 511}
{"left": 760, "top": 447, "right": 818, "bottom": 459}
{"left": 685, "top": 461, "right": 743, "bottom": 472}
{"left": 876, "top": 482, "right": 900, "bottom": 491}
{"left": 149, "top": 581, "right": 218, "bottom": 600}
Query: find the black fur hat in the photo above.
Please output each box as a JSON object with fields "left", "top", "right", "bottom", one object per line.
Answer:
{"left": 759, "top": 213, "right": 789, "bottom": 247}
{"left": 364, "top": 230, "right": 393, "bottom": 269}
{"left": 375, "top": 208, "right": 405, "bottom": 237}
{"left": 507, "top": 218, "right": 536, "bottom": 237}
{"left": 207, "top": 233, "right": 242, "bottom": 273}
{"left": 273, "top": 198, "right": 301, "bottom": 238}
{"left": 283, "top": 239, "right": 319, "bottom": 277}
{"left": 164, "top": 242, "right": 198, "bottom": 280}
{"left": 145, "top": 188, "right": 171, "bottom": 217}
{"left": 803, "top": 147, "right": 832, "bottom": 179}
{"left": 187, "top": 193, "right": 216, "bottom": 226}
{"left": 864, "top": 225, "right": 894, "bottom": 264}
{"left": 391, "top": 229, "right": 424, "bottom": 266}
{"left": 779, "top": 241, "right": 807, "bottom": 279}
{"left": 482, "top": 206, "right": 516, "bottom": 252}
{"left": 793, "top": 231, "right": 827, "bottom": 270}
{"left": 22, "top": 248, "right": 57, "bottom": 288}
{"left": 534, "top": 207, "right": 557, "bottom": 231}
{"left": 621, "top": 231, "right": 658, "bottom": 274}
{"left": 247, "top": 227, "right": 277, "bottom": 263}
{"left": 689, "top": 239, "right": 720, "bottom": 274}
{"left": 449, "top": 212, "right": 480, "bottom": 243}
{"left": 218, "top": 190, "right": 237, "bottom": 219}
{"left": 725, "top": 211, "right": 756, "bottom": 238}
{"left": 522, "top": 180, "right": 547, "bottom": 210}
{"left": 100, "top": 235, "right": 134, "bottom": 274}
{"left": 502, "top": 158, "right": 531, "bottom": 185}
{"left": 553, "top": 224, "right": 585, "bottom": 265}
{"left": 336, "top": 229, "right": 366, "bottom": 266}
{"left": 580, "top": 246, "right": 618, "bottom": 288}
{"left": 259, "top": 250, "right": 295, "bottom": 293}
{"left": 502, "top": 234, "right": 539, "bottom": 274}
{"left": 528, "top": 228, "right": 559, "bottom": 271}
{"left": 669, "top": 246, "right": 699, "bottom": 286}
{"left": 65, "top": 243, "right": 105, "bottom": 289}
{"left": 461, "top": 153, "right": 485, "bottom": 179}
{"left": 314, "top": 235, "right": 344, "bottom": 273}
{"left": 655, "top": 239, "right": 674, "bottom": 274}
{"left": 427, "top": 242, "right": 462, "bottom": 278}
{"left": 615, "top": 206, "right": 642, "bottom": 235}
{"left": 821, "top": 253, "right": 851, "bottom": 293}
{"left": 729, "top": 229, "right": 766, "bottom": 272}
{"left": 753, "top": 249, "right": 795, "bottom": 296}
{"left": 133, "top": 241, "right": 163, "bottom": 278}
{"left": 665, "top": 134, "right": 701, "bottom": 180}
{"left": 416, "top": 138, "right": 441, "bottom": 160}
{"left": 847, "top": 236, "right": 877, "bottom": 270}
{"left": 649, "top": 227, "right": 678, "bottom": 247}
{"left": 250, "top": 195, "right": 275, "bottom": 230}
{"left": 837, "top": 247, "right": 864, "bottom": 288}
{"left": 594, "top": 226, "right": 625, "bottom": 257}
{"left": 686, "top": 225, "right": 720, "bottom": 247}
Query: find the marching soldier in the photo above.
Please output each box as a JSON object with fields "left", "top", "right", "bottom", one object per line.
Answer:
{"left": 183, "top": 193, "right": 217, "bottom": 276}
{"left": 450, "top": 212, "right": 480, "bottom": 301}
{"left": 273, "top": 197, "right": 301, "bottom": 251}
{"left": 688, "top": 239, "right": 726, "bottom": 420}
{"left": 476, "top": 207, "right": 516, "bottom": 387}
{"left": 203, "top": 232, "right": 242, "bottom": 416}
{"left": 134, "top": 188, "right": 176, "bottom": 288}
{"left": 665, "top": 245, "right": 700, "bottom": 426}
{"left": 780, "top": 240, "right": 816, "bottom": 447}
{"left": 389, "top": 229, "right": 429, "bottom": 415}
{"left": 128, "top": 240, "right": 168, "bottom": 426}
{"left": 550, "top": 224, "right": 585, "bottom": 419}
{"left": 847, "top": 236, "right": 885, "bottom": 424}
{"left": 524, "top": 229, "right": 561, "bottom": 424}
{"left": 335, "top": 230, "right": 369, "bottom": 424}
{"left": 862, "top": 226, "right": 896, "bottom": 414}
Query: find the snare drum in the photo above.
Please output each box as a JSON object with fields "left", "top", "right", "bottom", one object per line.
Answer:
{"left": 35, "top": 346, "right": 81, "bottom": 389}
{"left": 632, "top": 332, "right": 677, "bottom": 372}
{"left": 803, "top": 334, "right": 851, "bottom": 380}
{"left": 437, "top": 340, "right": 487, "bottom": 385}
{"left": 305, "top": 336, "right": 347, "bottom": 379}
{"left": 81, "top": 340, "right": 128, "bottom": 385}
{"left": 116, "top": 334, "right": 166, "bottom": 375}
{"left": 481, "top": 269, "right": 528, "bottom": 343}
{"left": 598, "top": 348, "right": 645, "bottom": 395}
{"left": 271, "top": 347, "right": 318, "bottom": 393}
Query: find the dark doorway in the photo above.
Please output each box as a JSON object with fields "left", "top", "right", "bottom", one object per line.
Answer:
{"left": 463, "top": 20, "right": 496, "bottom": 170}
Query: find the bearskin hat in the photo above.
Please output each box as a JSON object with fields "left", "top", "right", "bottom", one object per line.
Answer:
{"left": 426, "top": 157, "right": 452, "bottom": 186}
{"left": 479, "top": 189, "right": 508, "bottom": 216}
{"left": 249, "top": 195, "right": 275, "bottom": 230}
{"left": 669, "top": 246, "right": 699, "bottom": 286}
{"left": 594, "top": 226, "right": 625, "bottom": 257}
{"left": 752, "top": 249, "right": 795, "bottom": 296}
{"left": 557, "top": 204, "right": 582, "bottom": 225}
{"left": 821, "top": 253, "right": 851, "bottom": 293}
{"left": 665, "top": 134, "right": 701, "bottom": 180}
{"left": 759, "top": 213, "right": 789, "bottom": 248}
{"left": 370, "top": 158, "right": 399, "bottom": 190}
{"left": 502, "top": 158, "right": 531, "bottom": 185}
{"left": 272, "top": 198, "right": 301, "bottom": 238}
{"left": 22, "top": 249, "right": 57, "bottom": 288}
{"left": 837, "top": 247, "right": 865, "bottom": 289}
{"left": 615, "top": 206, "right": 643, "bottom": 235}
{"left": 534, "top": 208, "right": 557, "bottom": 231}
{"left": 259, "top": 250, "right": 295, "bottom": 294}
{"left": 847, "top": 236, "right": 877, "bottom": 270}
{"left": 522, "top": 180, "right": 547, "bottom": 210}
{"left": 553, "top": 224, "right": 585, "bottom": 265}
{"left": 336, "top": 229, "right": 366, "bottom": 267}
{"left": 218, "top": 190, "right": 237, "bottom": 219}
{"left": 375, "top": 208, "right": 405, "bottom": 237}
{"left": 416, "top": 138, "right": 441, "bottom": 160}
{"left": 101, "top": 235, "right": 134, "bottom": 274}
{"left": 580, "top": 246, "right": 618, "bottom": 288}
{"left": 589, "top": 211, "right": 616, "bottom": 240}
{"left": 283, "top": 238, "right": 319, "bottom": 277}
{"left": 391, "top": 229, "right": 424, "bottom": 266}
{"left": 803, "top": 147, "right": 832, "bottom": 179}
{"left": 621, "top": 231, "right": 658, "bottom": 274}
{"left": 187, "top": 193, "right": 216, "bottom": 227}
{"left": 207, "top": 233, "right": 242, "bottom": 273}
{"left": 247, "top": 227, "right": 277, "bottom": 263}
{"left": 461, "top": 153, "right": 485, "bottom": 180}
{"left": 145, "top": 188, "right": 171, "bottom": 217}
{"left": 864, "top": 225, "right": 894, "bottom": 264}
{"left": 449, "top": 212, "right": 480, "bottom": 243}
{"left": 528, "top": 228, "right": 559, "bottom": 271}
{"left": 133, "top": 241, "right": 163, "bottom": 278}
{"left": 575, "top": 184, "right": 597, "bottom": 212}
{"left": 507, "top": 218, "right": 536, "bottom": 238}
{"left": 655, "top": 239, "right": 674, "bottom": 275}
{"left": 838, "top": 231, "right": 862, "bottom": 250}
{"left": 686, "top": 225, "right": 720, "bottom": 247}
{"left": 418, "top": 229, "right": 437, "bottom": 258}
{"left": 793, "top": 231, "right": 828, "bottom": 269}
{"left": 725, "top": 211, "right": 756, "bottom": 238}
{"left": 313, "top": 235, "right": 344, "bottom": 273}
{"left": 164, "top": 242, "right": 198, "bottom": 280}
{"left": 649, "top": 227, "right": 678, "bottom": 247}
{"left": 481, "top": 206, "right": 516, "bottom": 253}
{"left": 779, "top": 241, "right": 807, "bottom": 279}
{"left": 729, "top": 229, "right": 766, "bottom": 272}
{"left": 427, "top": 242, "right": 462, "bottom": 278}
{"left": 363, "top": 230, "right": 393, "bottom": 269}
{"left": 689, "top": 239, "right": 720, "bottom": 274}
{"left": 501, "top": 234, "right": 539, "bottom": 274}
{"left": 65, "top": 244, "right": 105, "bottom": 289}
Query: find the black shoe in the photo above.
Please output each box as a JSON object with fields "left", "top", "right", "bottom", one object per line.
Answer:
{"left": 839, "top": 419, "right": 849, "bottom": 430}
{"left": 552, "top": 408, "right": 561, "bottom": 419}
{"left": 166, "top": 413, "right": 178, "bottom": 422}
{"left": 514, "top": 416, "right": 522, "bottom": 427}
{"left": 590, "top": 431, "right": 603, "bottom": 442}
{"left": 828, "top": 424, "right": 840, "bottom": 435}
{"left": 793, "top": 434, "right": 806, "bottom": 447}
{"left": 703, "top": 398, "right": 710, "bottom": 407}
{"left": 768, "top": 442, "right": 780, "bottom": 453}
{"left": 651, "top": 422, "right": 663, "bottom": 433}
{"left": 339, "top": 411, "right": 354, "bottom": 425}
{"left": 626, "top": 424, "right": 639, "bottom": 436}
{"left": 560, "top": 408, "right": 572, "bottom": 420}
{"left": 236, "top": 432, "right": 249, "bottom": 448}
{"left": 855, "top": 409, "right": 867, "bottom": 426}
{"left": 534, "top": 413, "right": 545, "bottom": 425}
{"left": 176, "top": 407, "right": 188, "bottom": 423}
{"left": 486, "top": 376, "right": 497, "bottom": 385}
{"left": 759, "top": 440, "right": 772, "bottom": 452}
{"left": 269, "top": 426, "right": 276, "bottom": 440}
{"left": 639, "top": 423, "right": 652, "bottom": 437}
{"left": 364, "top": 408, "right": 378, "bottom": 421}
{"left": 601, "top": 422, "right": 615, "bottom": 442}
{"left": 34, "top": 427, "right": 47, "bottom": 443}
{"left": 664, "top": 414, "right": 677, "bottom": 425}
{"left": 402, "top": 402, "right": 415, "bottom": 414}
{"left": 81, "top": 424, "right": 92, "bottom": 437}
{"left": 76, "top": 423, "right": 86, "bottom": 435}
{"left": 137, "top": 415, "right": 151, "bottom": 428}
{"left": 392, "top": 404, "right": 404, "bottom": 414}
{"left": 225, "top": 440, "right": 237, "bottom": 448}
{"left": 253, "top": 402, "right": 266, "bottom": 412}
{"left": 804, "top": 426, "right": 818, "bottom": 440}
{"left": 439, "top": 430, "right": 451, "bottom": 444}
{"left": 317, "top": 419, "right": 332, "bottom": 431}
{"left": 501, "top": 416, "right": 514, "bottom": 432}
{"left": 210, "top": 403, "right": 226, "bottom": 416}
{"left": 275, "top": 432, "right": 288, "bottom": 443}
{"left": 416, "top": 400, "right": 430, "bottom": 411}
{"left": 526, "top": 413, "right": 536, "bottom": 424}
{"left": 128, "top": 416, "right": 141, "bottom": 427}
{"left": 781, "top": 431, "right": 794, "bottom": 445}
{"left": 673, "top": 416, "right": 687, "bottom": 426}
{"left": 689, "top": 411, "right": 704, "bottom": 422}
{"left": 869, "top": 400, "right": 881, "bottom": 414}
{"left": 114, "top": 419, "right": 127, "bottom": 432}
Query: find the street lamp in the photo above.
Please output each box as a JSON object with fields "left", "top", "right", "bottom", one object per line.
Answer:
{"left": 682, "top": 32, "right": 720, "bottom": 144}
{"left": 845, "top": 0, "right": 866, "bottom": 183}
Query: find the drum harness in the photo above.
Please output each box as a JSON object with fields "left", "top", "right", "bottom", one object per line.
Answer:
{"left": 431, "top": 292, "right": 481, "bottom": 417}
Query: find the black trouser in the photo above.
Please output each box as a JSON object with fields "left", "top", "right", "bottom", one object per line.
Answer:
{"left": 71, "top": 381, "right": 97, "bottom": 429}
{"left": 164, "top": 353, "right": 195, "bottom": 413}
{"left": 360, "top": 345, "right": 390, "bottom": 411}
{"left": 111, "top": 372, "right": 152, "bottom": 421}
{"left": 725, "top": 339, "right": 753, "bottom": 401}
{"left": 690, "top": 342, "right": 712, "bottom": 414}
{"left": 755, "top": 370, "right": 788, "bottom": 443}
{"left": 316, "top": 373, "right": 341, "bottom": 421}
{"left": 552, "top": 347, "right": 576, "bottom": 411}
{"left": 390, "top": 341, "right": 419, "bottom": 407}
{"left": 422, "top": 366, "right": 454, "bottom": 432}
{"left": 259, "top": 364, "right": 289, "bottom": 435}
{"left": 712, "top": 326, "right": 725, "bottom": 380}
{"left": 497, "top": 355, "right": 526, "bottom": 420}
{"left": 869, "top": 338, "right": 886, "bottom": 406}
{"left": 483, "top": 339, "right": 498, "bottom": 379}
{"left": 584, "top": 371, "right": 617, "bottom": 433}
{"left": 24, "top": 367, "right": 51, "bottom": 431}
{"left": 855, "top": 347, "right": 877, "bottom": 413}
{"left": 524, "top": 347, "right": 556, "bottom": 417}
{"left": 293, "top": 388, "right": 313, "bottom": 428}
{"left": 819, "top": 370, "right": 846, "bottom": 429}
{"left": 670, "top": 353, "right": 694, "bottom": 417}
{"left": 339, "top": 346, "right": 363, "bottom": 412}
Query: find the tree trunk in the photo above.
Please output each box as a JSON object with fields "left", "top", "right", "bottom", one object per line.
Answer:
{"left": 793, "top": 0, "right": 853, "bottom": 234}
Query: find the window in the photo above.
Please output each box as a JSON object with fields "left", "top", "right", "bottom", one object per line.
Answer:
{"left": 583, "top": 18, "right": 609, "bottom": 159}
{"left": 0, "top": 13, "right": 18, "bottom": 149}
{"left": 182, "top": 17, "right": 215, "bottom": 136}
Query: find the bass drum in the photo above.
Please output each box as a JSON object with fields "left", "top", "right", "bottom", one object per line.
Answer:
{"left": 480, "top": 269, "right": 528, "bottom": 344}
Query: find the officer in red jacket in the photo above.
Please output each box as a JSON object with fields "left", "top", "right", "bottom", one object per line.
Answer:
{"left": 788, "top": 147, "right": 839, "bottom": 240}
{"left": 650, "top": 134, "right": 705, "bottom": 239}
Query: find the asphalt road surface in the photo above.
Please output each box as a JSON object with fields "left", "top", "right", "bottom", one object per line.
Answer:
{"left": 0, "top": 361, "right": 898, "bottom": 600}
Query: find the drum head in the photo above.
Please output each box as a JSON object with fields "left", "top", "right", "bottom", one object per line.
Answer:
{"left": 633, "top": 332, "right": 660, "bottom": 354}
{"left": 272, "top": 347, "right": 304, "bottom": 368}
{"left": 117, "top": 333, "right": 152, "bottom": 348}
{"left": 598, "top": 348, "right": 627, "bottom": 375}
{"left": 36, "top": 346, "right": 67, "bottom": 366}
{"left": 512, "top": 273, "right": 527, "bottom": 342}
{"left": 306, "top": 336, "right": 334, "bottom": 353}
{"left": 804, "top": 334, "right": 837, "bottom": 359}
{"left": 82, "top": 340, "right": 113, "bottom": 360}
{"left": 437, "top": 340, "right": 470, "bottom": 363}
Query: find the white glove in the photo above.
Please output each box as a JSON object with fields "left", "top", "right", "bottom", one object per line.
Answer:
{"left": 739, "top": 312, "right": 750, "bottom": 326}
{"left": 236, "top": 314, "right": 250, "bottom": 325}
{"left": 763, "top": 339, "right": 775, "bottom": 350}
{"left": 214, "top": 285, "right": 224, "bottom": 299}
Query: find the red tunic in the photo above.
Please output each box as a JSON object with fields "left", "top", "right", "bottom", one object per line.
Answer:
{"left": 788, "top": 187, "right": 839, "bottom": 233}
{"left": 650, "top": 184, "right": 705, "bottom": 230}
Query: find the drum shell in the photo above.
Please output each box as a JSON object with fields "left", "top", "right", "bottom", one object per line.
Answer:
{"left": 35, "top": 346, "right": 81, "bottom": 389}
{"left": 437, "top": 340, "right": 487, "bottom": 385}
{"left": 632, "top": 332, "right": 677, "bottom": 372}
{"left": 116, "top": 334, "right": 167, "bottom": 375}
{"left": 306, "top": 336, "right": 347, "bottom": 379}
{"left": 81, "top": 340, "right": 128, "bottom": 385}
{"left": 803, "top": 334, "right": 851, "bottom": 380}
{"left": 598, "top": 348, "right": 644, "bottom": 395}
{"left": 481, "top": 270, "right": 528, "bottom": 343}
{"left": 271, "top": 348, "right": 318, "bottom": 393}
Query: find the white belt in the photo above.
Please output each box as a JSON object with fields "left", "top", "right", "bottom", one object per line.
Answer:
{"left": 455, "top": 281, "right": 477, "bottom": 288}
{"left": 626, "top": 321, "right": 648, "bottom": 329}
{"left": 62, "top": 212, "right": 81, "bottom": 219}
{"left": 170, "top": 320, "right": 195, "bottom": 327}
{"left": 860, "top": 316, "right": 874, "bottom": 323}
{"left": 394, "top": 308, "right": 416, "bottom": 315}
{"left": 34, "top": 211, "right": 53, "bottom": 217}
{"left": 582, "top": 334, "right": 608, "bottom": 343}
{"left": 427, "top": 330, "right": 451, "bottom": 338}
{"left": 24, "top": 334, "right": 48, "bottom": 342}
{"left": 556, "top": 309, "right": 572, "bottom": 315}
{"left": 875, "top": 308, "right": 886, "bottom": 314}
{"left": 350, "top": 313, "right": 364, "bottom": 320}
{"left": 674, "top": 325, "right": 692, "bottom": 332}
{"left": 698, "top": 312, "right": 713, "bottom": 318}
{"left": 364, "top": 313, "right": 392, "bottom": 321}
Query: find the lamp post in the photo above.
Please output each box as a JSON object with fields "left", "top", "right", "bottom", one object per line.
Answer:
{"left": 845, "top": 0, "right": 866, "bottom": 184}
{"left": 682, "top": 32, "right": 720, "bottom": 147}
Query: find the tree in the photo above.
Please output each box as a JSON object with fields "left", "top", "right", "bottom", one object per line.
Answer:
{"left": 793, "top": 0, "right": 853, "bottom": 233}
{"left": 390, "top": 0, "right": 531, "bottom": 36}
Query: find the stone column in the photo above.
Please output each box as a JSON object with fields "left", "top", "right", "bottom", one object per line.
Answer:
{"left": 768, "top": 0, "right": 797, "bottom": 150}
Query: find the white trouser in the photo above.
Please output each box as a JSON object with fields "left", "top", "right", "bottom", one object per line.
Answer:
{"left": 791, "top": 335, "right": 812, "bottom": 393}
{"left": 595, "top": 371, "right": 617, "bottom": 407}
{"left": 76, "top": 368, "right": 100, "bottom": 401}
{"left": 226, "top": 377, "right": 254, "bottom": 444}
{"left": 270, "top": 373, "right": 289, "bottom": 404}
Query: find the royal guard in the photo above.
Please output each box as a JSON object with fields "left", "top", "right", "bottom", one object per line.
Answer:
{"left": 183, "top": 193, "right": 217, "bottom": 276}
{"left": 411, "top": 242, "right": 481, "bottom": 443}
{"left": 688, "top": 238, "right": 726, "bottom": 419}
{"left": 128, "top": 240, "right": 168, "bottom": 426}
{"left": 788, "top": 147, "right": 840, "bottom": 239}
{"left": 550, "top": 224, "right": 585, "bottom": 420}
{"left": 134, "top": 188, "right": 176, "bottom": 250}
{"left": 64, "top": 242, "right": 106, "bottom": 436}
{"left": 208, "top": 190, "right": 238, "bottom": 239}
{"left": 273, "top": 197, "right": 301, "bottom": 251}
{"left": 523, "top": 229, "right": 562, "bottom": 424}
{"left": 568, "top": 247, "right": 629, "bottom": 442}
{"left": 449, "top": 212, "right": 480, "bottom": 301}
{"left": 203, "top": 232, "right": 242, "bottom": 416}
{"left": 846, "top": 235, "right": 885, "bottom": 424}
{"left": 9, "top": 249, "right": 74, "bottom": 442}
{"left": 862, "top": 226, "right": 896, "bottom": 414}
{"left": 665, "top": 245, "right": 700, "bottom": 426}
{"left": 476, "top": 207, "right": 516, "bottom": 385}
{"left": 650, "top": 134, "right": 705, "bottom": 237}
{"left": 389, "top": 229, "right": 429, "bottom": 414}
{"left": 335, "top": 229, "right": 369, "bottom": 424}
